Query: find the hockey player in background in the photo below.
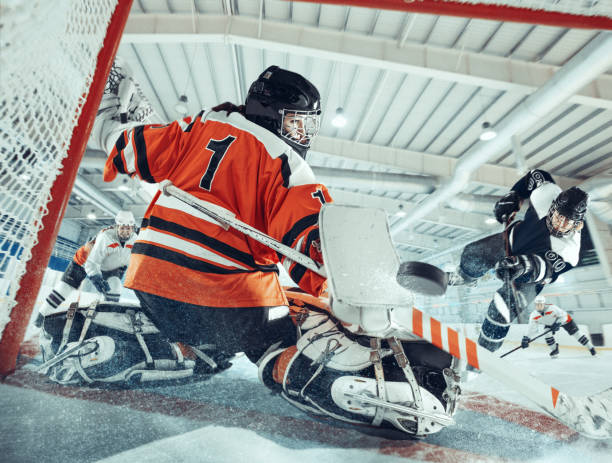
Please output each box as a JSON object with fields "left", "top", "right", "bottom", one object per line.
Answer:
{"left": 446, "top": 169, "right": 589, "bottom": 352}
{"left": 522, "top": 295, "right": 596, "bottom": 357}
{"left": 36, "top": 210, "right": 136, "bottom": 324}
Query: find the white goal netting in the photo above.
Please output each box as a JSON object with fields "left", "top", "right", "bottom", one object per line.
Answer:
{"left": 0, "top": 0, "right": 119, "bottom": 338}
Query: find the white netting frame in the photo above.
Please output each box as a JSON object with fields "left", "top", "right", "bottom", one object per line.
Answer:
{"left": 0, "top": 0, "right": 119, "bottom": 337}
{"left": 455, "top": 0, "right": 612, "bottom": 18}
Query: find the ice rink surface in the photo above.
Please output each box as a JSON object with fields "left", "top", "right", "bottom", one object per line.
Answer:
{"left": 1, "top": 341, "right": 610, "bottom": 463}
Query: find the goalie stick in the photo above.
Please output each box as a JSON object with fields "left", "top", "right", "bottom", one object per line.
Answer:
{"left": 160, "top": 181, "right": 326, "bottom": 278}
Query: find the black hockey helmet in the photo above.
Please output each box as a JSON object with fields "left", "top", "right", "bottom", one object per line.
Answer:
{"left": 546, "top": 187, "right": 588, "bottom": 238}
{"left": 244, "top": 65, "right": 321, "bottom": 159}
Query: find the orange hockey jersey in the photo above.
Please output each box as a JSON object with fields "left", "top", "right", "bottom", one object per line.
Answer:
{"left": 103, "top": 110, "right": 330, "bottom": 308}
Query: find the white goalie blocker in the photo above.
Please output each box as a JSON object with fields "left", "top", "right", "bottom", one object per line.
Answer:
{"left": 319, "top": 204, "right": 415, "bottom": 337}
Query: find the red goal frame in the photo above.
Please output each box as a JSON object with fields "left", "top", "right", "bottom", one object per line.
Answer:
{"left": 0, "top": 0, "right": 134, "bottom": 377}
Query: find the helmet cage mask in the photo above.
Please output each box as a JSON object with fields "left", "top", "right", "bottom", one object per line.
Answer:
{"left": 546, "top": 210, "right": 580, "bottom": 238}
{"left": 545, "top": 187, "right": 588, "bottom": 238}
{"left": 279, "top": 108, "right": 321, "bottom": 150}
{"left": 244, "top": 66, "right": 321, "bottom": 159}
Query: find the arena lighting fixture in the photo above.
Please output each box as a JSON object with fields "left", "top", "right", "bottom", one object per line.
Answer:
{"left": 485, "top": 217, "right": 498, "bottom": 225}
{"left": 87, "top": 211, "right": 97, "bottom": 220}
{"left": 174, "top": 94, "right": 189, "bottom": 116}
{"left": 332, "top": 107, "right": 347, "bottom": 128}
{"left": 479, "top": 121, "right": 497, "bottom": 141}
{"left": 118, "top": 184, "right": 130, "bottom": 191}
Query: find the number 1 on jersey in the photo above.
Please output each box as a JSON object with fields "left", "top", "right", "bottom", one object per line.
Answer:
{"left": 199, "top": 136, "right": 236, "bottom": 191}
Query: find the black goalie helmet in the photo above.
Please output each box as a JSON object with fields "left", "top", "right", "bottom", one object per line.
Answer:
{"left": 244, "top": 65, "right": 321, "bottom": 159}
{"left": 546, "top": 187, "right": 588, "bottom": 238}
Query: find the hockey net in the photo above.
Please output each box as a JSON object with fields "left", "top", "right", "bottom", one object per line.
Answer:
{"left": 0, "top": 0, "right": 131, "bottom": 373}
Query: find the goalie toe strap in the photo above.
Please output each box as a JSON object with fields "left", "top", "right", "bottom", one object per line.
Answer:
{"left": 369, "top": 338, "right": 387, "bottom": 427}
{"left": 127, "top": 310, "right": 154, "bottom": 367}
{"left": 57, "top": 303, "right": 78, "bottom": 354}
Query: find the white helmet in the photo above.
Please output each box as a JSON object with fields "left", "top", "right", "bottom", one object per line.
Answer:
{"left": 115, "top": 211, "right": 135, "bottom": 241}
{"left": 115, "top": 210, "right": 135, "bottom": 226}
{"left": 534, "top": 295, "right": 546, "bottom": 304}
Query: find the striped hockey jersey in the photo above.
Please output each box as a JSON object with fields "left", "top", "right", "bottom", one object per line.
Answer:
{"left": 103, "top": 110, "right": 330, "bottom": 308}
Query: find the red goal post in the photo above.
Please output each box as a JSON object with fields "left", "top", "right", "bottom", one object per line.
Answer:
{"left": 0, "top": 0, "right": 134, "bottom": 376}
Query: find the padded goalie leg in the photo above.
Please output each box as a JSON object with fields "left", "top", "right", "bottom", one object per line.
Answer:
{"left": 258, "top": 319, "right": 454, "bottom": 437}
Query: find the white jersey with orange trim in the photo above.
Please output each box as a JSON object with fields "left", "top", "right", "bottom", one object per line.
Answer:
{"left": 102, "top": 109, "right": 330, "bottom": 308}
{"left": 526, "top": 304, "right": 571, "bottom": 337}
{"left": 83, "top": 227, "right": 136, "bottom": 277}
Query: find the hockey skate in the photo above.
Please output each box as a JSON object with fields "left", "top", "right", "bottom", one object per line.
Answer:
{"left": 90, "top": 57, "right": 158, "bottom": 152}
{"left": 589, "top": 347, "right": 596, "bottom": 356}
{"left": 549, "top": 344, "right": 559, "bottom": 358}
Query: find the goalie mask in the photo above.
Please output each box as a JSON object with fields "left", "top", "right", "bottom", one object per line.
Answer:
{"left": 115, "top": 210, "right": 135, "bottom": 241}
{"left": 245, "top": 65, "right": 321, "bottom": 159}
{"left": 546, "top": 187, "right": 588, "bottom": 238}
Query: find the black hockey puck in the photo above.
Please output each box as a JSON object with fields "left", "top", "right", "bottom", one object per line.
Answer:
{"left": 396, "top": 261, "right": 447, "bottom": 296}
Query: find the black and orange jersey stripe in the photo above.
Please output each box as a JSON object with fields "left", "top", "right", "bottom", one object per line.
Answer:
{"left": 103, "top": 110, "right": 330, "bottom": 307}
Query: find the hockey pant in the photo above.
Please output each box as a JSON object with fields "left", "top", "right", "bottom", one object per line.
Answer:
{"left": 543, "top": 319, "right": 594, "bottom": 353}
{"left": 134, "top": 290, "right": 297, "bottom": 371}
{"left": 39, "top": 262, "right": 127, "bottom": 316}
{"left": 258, "top": 309, "right": 461, "bottom": 437}
{"left": 39, "top": 302, "right": 194, "bottom": 385}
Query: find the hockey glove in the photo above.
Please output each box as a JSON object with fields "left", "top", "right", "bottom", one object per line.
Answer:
{"left": 494, "top": 191, "right": 521, "bottom": 224}
{"left": 549, "top": 321, "right": 562, "bottom": 334}
{"left": 90, "top": 274, "right": 110, "bottom": 295}
{"left": 521, "top": 336, "right": 530, "bottom": 349}
{"left": 494, "top": 254, "right": 544, "bottom": 282}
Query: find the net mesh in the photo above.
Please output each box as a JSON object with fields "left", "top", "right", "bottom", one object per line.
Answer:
{"left": 455, "top": 0, "right": 612, "bottom": 17}
{"left": 0, "top": 0, "right": 119, "bottom": 337}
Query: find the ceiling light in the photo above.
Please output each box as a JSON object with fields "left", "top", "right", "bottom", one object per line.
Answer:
{"left": 479, "top": 121, "right": 497, "bottom": 141}
{"left": 395, "top": 210, "right": 407, "bottom": 218}
{"left": 118, "top": 184, "right": 130, "bottom": 191}
{"left": 331, "top": 107, "right": 347, "bottom": 128}
{"left": 485, "top": 217, "right": 497, "bottom": 225}
{"left": 87, "top": 211, "right": 97, "bottom": 220}
{"left": 174, "top": 95, "right": 189, "bottom": 116}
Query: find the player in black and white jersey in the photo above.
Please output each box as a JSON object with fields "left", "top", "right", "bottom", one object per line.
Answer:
{"left": 446, "top": 169, "right": 589, "bottom": 352}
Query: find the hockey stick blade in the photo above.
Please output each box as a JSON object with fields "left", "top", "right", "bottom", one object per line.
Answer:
{"left": 390, "top": 306, "right": 612, "bottom": 439}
